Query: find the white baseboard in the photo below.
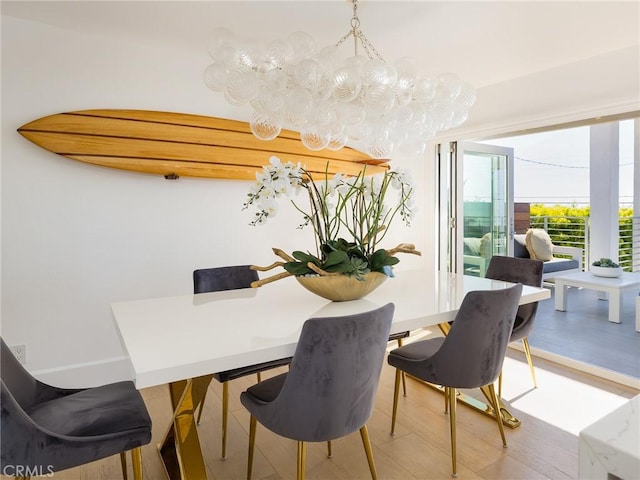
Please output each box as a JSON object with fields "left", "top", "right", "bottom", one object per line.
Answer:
{"left": 31, "top": 355, "right": 134, "bottom": 388}
{"left": 509, "top": 343, "right": 640, "bottom": 390}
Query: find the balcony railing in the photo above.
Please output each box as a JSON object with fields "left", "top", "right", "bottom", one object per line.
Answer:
{"left": 530, "top": 215, "right": 638, "bottom": 272}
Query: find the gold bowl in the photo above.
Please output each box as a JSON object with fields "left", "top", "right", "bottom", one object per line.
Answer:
{"left": 295, "top": 272, "right": 388, "bottom": 302}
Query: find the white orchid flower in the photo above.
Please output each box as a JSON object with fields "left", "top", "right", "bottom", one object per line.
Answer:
{"left": 258, "top": 198, "right": 279, "bottom": 218}
{"left": 269, "top": 155, "right": 283, "bottom": 167}
{"left": 246, "top": 159, "right": 415, "bottom": 258}
{"left": 260, "top": 183, "right": 277, "bottom": 199}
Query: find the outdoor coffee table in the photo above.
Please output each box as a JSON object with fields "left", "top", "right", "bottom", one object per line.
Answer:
{"left": 554, "top": 271, "right": 640, "bottom": 330}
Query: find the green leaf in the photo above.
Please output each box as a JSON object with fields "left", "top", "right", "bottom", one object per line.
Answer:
{"left": 283, "top": 261, "right": 314, "bottom": 276}
{"left": 292, "top": 250, "right": 320, "bottom": 264}
{"left": 323, "top": 250, "right": 348, "bottom": 267}
{"left": 369, "top": 249, "right": 388, "bottom": 268}
{"left": 381, "top": 255, "right": 400, "bottom": 267}
{"left": 325, "top": 263, "right": 355, "bottom": 274}
{"left": 369, "top": 249, "right": 400, "bottom": 272}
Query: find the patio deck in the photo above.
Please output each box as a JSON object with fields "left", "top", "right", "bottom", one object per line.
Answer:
{"left": 527, "top": 284, "right": 640, "bottom": 383}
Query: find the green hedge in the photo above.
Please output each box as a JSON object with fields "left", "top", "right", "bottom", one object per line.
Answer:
{"left": 530, "top": 204, "right": 634, "bottom": 271}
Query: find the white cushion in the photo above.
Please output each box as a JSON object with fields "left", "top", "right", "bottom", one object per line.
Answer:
{"left": 479, "top": 232, "right": 493, "bottom": 258}
{"left": 525, "top": 228, "right": 554, "bottom": 261}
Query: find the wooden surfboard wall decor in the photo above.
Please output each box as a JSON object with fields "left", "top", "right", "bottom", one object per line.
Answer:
{"left": 17, "top": 109, "right": 389, "bottom": 181}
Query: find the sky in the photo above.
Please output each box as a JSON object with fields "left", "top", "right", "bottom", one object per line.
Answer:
{"left": 479, "top": 119, "right": 635, "bottom": 208}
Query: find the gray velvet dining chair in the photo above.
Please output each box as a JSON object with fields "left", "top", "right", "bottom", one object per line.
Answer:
{"left": 387, "top": 284, "right": 522, "bottom": 477}
{"left": 240, "top": 302, "right": 395, "bottom": 480}
{"left": 193, "top": 265, "right": 293, "bottom": 459}
{"left": 0, "top": 337, "right": 152, "bottom": 480}
{"left": 485, "top": 255, "right": 544, "bottom": 395}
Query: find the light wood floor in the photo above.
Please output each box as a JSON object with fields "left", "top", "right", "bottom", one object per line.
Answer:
{"left": 13, "top": 343, "right": 638, "bottom": 480}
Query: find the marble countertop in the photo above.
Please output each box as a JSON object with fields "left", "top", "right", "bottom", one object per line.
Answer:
{"left": 579, "top": 394, "right": 639, "bottom": 479}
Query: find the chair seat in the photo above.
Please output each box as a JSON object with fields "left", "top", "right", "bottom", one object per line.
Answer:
{"left": 542, "top": 257, "right": 579, "bottom": 273}
{"left": 213, "top": 357, "right": 292, "bottom": 383}
{"left": 388, "top": 338, "right": 444, "bottom": 376}
{"left": 27, "top": 381, "right": 151, "bottom": 438}
{"left": 390, "top": 337, "right": 444, "bottom": 360}
{"left": 244, "top": 372, "right": 287, "bottom": 403}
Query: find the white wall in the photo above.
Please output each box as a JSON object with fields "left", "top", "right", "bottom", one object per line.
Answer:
{"left": 0, "top": 17, "right": 428, "bottom": 386}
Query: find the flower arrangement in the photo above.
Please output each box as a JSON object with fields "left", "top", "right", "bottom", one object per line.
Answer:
{"left": 243, "top": 156, "right": 421, "bottom": 289}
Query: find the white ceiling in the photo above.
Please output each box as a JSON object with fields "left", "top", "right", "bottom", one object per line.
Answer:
{"left": 3, "top": 1, "right": 639, "bottom": 89}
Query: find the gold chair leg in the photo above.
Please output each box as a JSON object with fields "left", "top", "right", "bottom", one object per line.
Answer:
{"left": 256, "top": 372, "right": 262, "bottom": 382}
{"left": 488, "top": 383, "right": 508, "bottom": 448}
{"left": 360, "top": 425, "right": 378, "bottom": 480}
{"left": 447, "top": 386, "right": 458, "bottom": 477}
{"left": 498, "top": 370, "right": 503, "bottom": 398}
{"left": 397, "top": 338, "right": 407, "bottom": 396}
{"left": 521, "top": 337, "right": 537, "bottom": 388}
{"left": 444, "top": 386, "right": 449, "bottom": 414}
{"left": 327, "top": 440, "right": 332, "bottom": 458}
{"left": 222, "top": 381, "right": 229, "bottom": 459}
{"left": 196, "top": 387, "right": 208, "bottom": 425}
{"left": 120, "top": 451, "right": 128, "bottom": 480}
{"left": 247, "top": 415, "right": 257, "bottom": 480}
{"left": 391, "top": 369, "right": 402, "bottom": 434}
{"left": 297, "top": 441, "right": 307, "bottom": 480}
{"left": 131, "top": 447, "right": 143, "bottom": 480}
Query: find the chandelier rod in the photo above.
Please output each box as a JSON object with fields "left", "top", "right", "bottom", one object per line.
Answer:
{"left": 351, "top": 0, "right": 360, "bottom": 57}
{"left": 335, "top": 0, "right": 385, "bottom": 61}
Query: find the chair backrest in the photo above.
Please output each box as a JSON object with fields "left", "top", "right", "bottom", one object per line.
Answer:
{"left": 429, "top": 284, "right": 523, "bottom": 389}
{"left": 485, "top": 255, "right": 543, "bottom": 287}
{"left": 485, "top": 255, "right": 544, "bottom": 340}
{"left": 193, "top": 265, "right": 258, "bottom": 293}
{"left": 1, "top": 337, "right": 62, "bottom": 469}
{"left": 1, "top": 337, "right": 42, "bottom": 410}
{"left": 252, "top": 303, "right": 394, "bottom": 443}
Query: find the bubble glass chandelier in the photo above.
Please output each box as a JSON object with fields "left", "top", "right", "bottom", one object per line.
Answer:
{"left": 203, "top": 0, "right": 475, "bottom": 159}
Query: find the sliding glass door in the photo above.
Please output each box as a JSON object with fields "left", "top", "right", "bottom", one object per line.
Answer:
{"left": 443, "top": 141, "right": 514, "bottom": 276}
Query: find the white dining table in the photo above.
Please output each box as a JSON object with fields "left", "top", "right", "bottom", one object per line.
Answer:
{"left": 111, "top": 269, "right": 550, "bottom": 480}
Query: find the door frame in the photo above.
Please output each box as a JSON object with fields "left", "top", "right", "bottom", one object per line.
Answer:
{"left": 439, "top": 140, "right": 514, "bottom": 275}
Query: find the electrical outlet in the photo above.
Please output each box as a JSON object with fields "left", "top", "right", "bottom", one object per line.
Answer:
{"left": 10, "top": 344, "right": 26, "bottom": 365}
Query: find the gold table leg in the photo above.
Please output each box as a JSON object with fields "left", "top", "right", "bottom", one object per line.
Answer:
{"left": 159, "top": 374, "right": 214, "bottom": 479}
{"left": 431, "top": 322, "right": 521, "bottom": 429}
